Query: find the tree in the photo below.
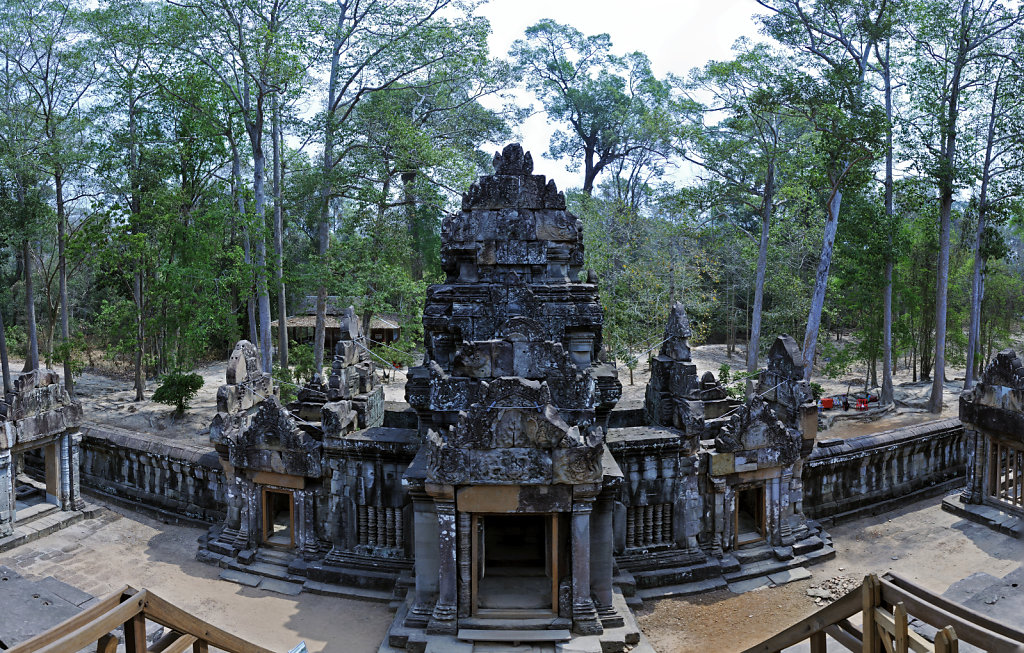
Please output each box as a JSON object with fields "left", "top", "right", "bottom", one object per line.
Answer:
{"left": 680, "top": 42, "right": 811, "bottom": 394}
{"left": 0, "top": 0, "right": 96, "bottom": 389}
{"left": 312, "top": 0, "right": 501, "bottom": 375}
{"left": 510, "top": 19, "right": 673, "bottom": 195}
{"left": 902, "top": 0, "right": 1023, "bottom": 411}
{"left": 758, "top": 0, "right": 892, "bottom": 382}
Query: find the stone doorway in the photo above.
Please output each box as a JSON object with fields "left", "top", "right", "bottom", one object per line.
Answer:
{"left": 262, "top": 488, "right": 294, "bottom": 548}
{"left": 472, "top": 513, "right": 558, "bottom": 615}
{"left": 736, "top": 485, "right": 766, "bottom": 547}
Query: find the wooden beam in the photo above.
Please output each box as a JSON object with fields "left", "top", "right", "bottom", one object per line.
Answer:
{"left": 142, "top": 591, "right": 275, "bottom": 653}
{"left": 879, "top": 578, "right": 1024, "bottom": 651}
{"left": 162, "top": 635, "right": 198, "bottom": 653}
{"left": 822, "top": 624, "right": 860, "bottom": 652}
{"left": 123, "top": 614, "right": 147, "bottom": 653}
{"left": 863, "top": 575, "right": 881, "bottom": 653}
{"left": 740, "top": 588, "right": 861, "bottom": 653}
{"left": 809, "top": 631, "right": 826, "bottom": 653}
{"left": 31, "top": 590, "right": 148, "bottom": 653}
{"left": 7, "top": 587, "right": 135, "bottom": 653}
{"left": 883, "top": 573, "right": 1024, "bottom": 645}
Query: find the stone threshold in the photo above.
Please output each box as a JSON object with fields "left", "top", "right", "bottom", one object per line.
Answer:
{"left": 941, "top": 493, "right": 1024, "bottom": 538}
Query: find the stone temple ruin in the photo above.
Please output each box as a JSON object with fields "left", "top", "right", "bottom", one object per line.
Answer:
{"left": 945, "top": 349, "right": 1024, "bottom": 536}
{"left": 190, "top": 145, "right": 832, "bottom": 650}
{"left": 0, "top": 369, "right": 87, "bottom": 546}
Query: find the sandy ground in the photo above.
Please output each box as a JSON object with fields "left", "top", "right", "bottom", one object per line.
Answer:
{"left": 2, "top": 494, "right": 1021, "bottom": 652}
{"left": 64, "top": 337, "right": 1014, "bottom": 443}
{"left": 0, "top": 505, "right": 392, "bottom": 653}
{"left": 637, "top": 493, "right": 1024, "bottom": 652}
{"left": 73, "top": 360, "right": 228, "bottom": 443}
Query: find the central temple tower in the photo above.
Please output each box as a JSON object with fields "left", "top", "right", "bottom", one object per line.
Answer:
{"left": 403, "top": 144, "right": 623, "bottom": 636}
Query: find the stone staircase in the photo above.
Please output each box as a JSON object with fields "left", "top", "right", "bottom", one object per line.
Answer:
{"left": 629, "top": 531, "right": 835, "bottom": 602}
{"left": 203, "top": 533, "right": 413, "bottom": 604}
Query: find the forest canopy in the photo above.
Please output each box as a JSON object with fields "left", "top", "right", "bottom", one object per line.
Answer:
{"left": 0, "top": 0, "right": 1020, "bottom": 414}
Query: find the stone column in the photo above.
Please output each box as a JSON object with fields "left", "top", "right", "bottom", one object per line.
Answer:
{"left": 961, "top": 428, "right": 984, "bottom": 504}
{"left": 428, "top": 499, "right": 458, "bottom": 634}
{"left": 68, "top": 432, "right": 84, "bottom": 510}
{"left": 0, "top": 450, "right": 13, "bottom": 537}
{"left": 571, "top": 499, "right": 601, "bottom": 635}
{"left": 457, "top": 511, "right": 472, "bottom": 618}
{"left": 59, "top": 433, "right": 72, "bottom": 510}
{"left": 406, "top": 491, "right": 438, "bottom": 628}
{"left": 590, "top": 492, "right": 621, "bottom": 627}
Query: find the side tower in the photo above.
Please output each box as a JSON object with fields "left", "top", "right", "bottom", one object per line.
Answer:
{"left": 403, "top": 144, "right": 624, "bottom": 637}
{"left": 952, "top": 349, "right": 1024, "bottom": 533}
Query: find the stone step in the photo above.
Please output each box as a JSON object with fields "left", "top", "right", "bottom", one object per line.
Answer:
{"left": 457, "top": 629, "right": 571, "bottom": 643}
{"left": 306, "top": 560, "right": 402, "bottom": 590}
{"left": 631, "top": 559, "right": 721, "bottom": 589}
{"left": 734, "top": 544, "right": 775, "bottom": 565}
{"left": 793, "top": 535, "right": 825, "bottom": 556}
{"left": 459, "top": 617, "right": 570, "bottom": 631}
{"left": 724, "top": 558, "right": 794, "bottom": 583}
{"left": 256, "top": 548, "right": 294, "bottom": 565}
{"left": 302, "top": 579, "right": 392, "bottom": 603}
{"left": 228, "top": 560, "right": 295, "bottom": 582}
{"left": 636, "top": 576, "right": 728, "bottom": 601}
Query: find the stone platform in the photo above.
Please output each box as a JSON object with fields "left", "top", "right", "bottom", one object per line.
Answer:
{"left": 0, "top": 501, "right": 102, "bottom": 553}
{"left": 941, "top": 493, "right": 1024, "bottom": 538}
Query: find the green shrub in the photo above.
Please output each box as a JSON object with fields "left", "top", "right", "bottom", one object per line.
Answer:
{"left": 152, "top": 371, "right": 204, "bottom": 414}
{"left": 809, "top": 382, "right": 825, "bottom": 400}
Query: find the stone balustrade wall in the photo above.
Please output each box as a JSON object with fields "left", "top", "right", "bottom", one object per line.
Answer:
{"left": 78, "top": 423, "right": 227, "bottom": 523}
{"left": 802, "top": 418, "right": 965, "bottom": 521}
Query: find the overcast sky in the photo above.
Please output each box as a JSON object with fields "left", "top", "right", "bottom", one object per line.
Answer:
{"left": 475, "top": 0, "right": 767, "bottom": 186}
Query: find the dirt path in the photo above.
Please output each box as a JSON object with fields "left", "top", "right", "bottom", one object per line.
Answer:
{"left": 637, "top": 494, "right": 1024, "bottom": 652}
{"left": 0, "top": 506, "right": 392, "bottom": 653}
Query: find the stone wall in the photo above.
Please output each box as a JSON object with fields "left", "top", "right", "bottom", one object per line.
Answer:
{"left": 802, "top": 418, "right": 965, "bottom": 520}
{"left": 79, "top": 423, "right": 227, "bottom": 523}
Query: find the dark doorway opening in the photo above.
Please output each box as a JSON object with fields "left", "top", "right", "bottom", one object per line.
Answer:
{"left": 263, "top": 489, "right": 294, "bottom": 548}
{"left": 736, "top": 485, "right": 766, "bottom": 547}
{"left": 475, "top": 514, "right": 556, "bottom": 614}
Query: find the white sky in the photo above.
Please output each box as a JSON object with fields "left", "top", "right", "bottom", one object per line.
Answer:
{"left": 476, "top": 0, "right": 766, "bottom": 186}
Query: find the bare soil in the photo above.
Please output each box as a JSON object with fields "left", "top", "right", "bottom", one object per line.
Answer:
{"left": 636, "top": 494, "right": 1024, "bottom": 652}
{"left": 0, "top": 505, "right": 392, "bottom": 653}
{"left": 3, "top": 493, "right": 1020, "bottom": 652}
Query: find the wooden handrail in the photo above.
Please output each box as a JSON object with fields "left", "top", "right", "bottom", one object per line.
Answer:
{"left": 885, "top": 571, "right": 1024, "bottom": 644}
{"left": 8, "top": 586, "right": 275, "bottom": 653}
{"left": 33, "top": 591, "right": 149, "bottom": 653}
{"left": 6, "top": 587, "right": 135, "bottom": 653}
{"left": 742, "top": 588, "right": 861, "bottom": 652}
{"left": 879, "top": 576, "right": 1024, "bottom": 652}
{"left": 142, "top": 591, "right": 275, "bottom": 653}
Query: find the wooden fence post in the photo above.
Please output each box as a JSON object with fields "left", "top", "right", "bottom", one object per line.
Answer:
{"left": 123, "top": 613, "right": 147, "bottom": 653}
{"left": 935, "top": 626, "right": 958, "bottom": 653}
{"left": 862, "top": 574, "right": 881, "bottom": 653}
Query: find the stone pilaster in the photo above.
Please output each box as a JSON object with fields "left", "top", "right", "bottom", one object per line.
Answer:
{"left": 457, "top": 511, "right": 471, "bottom": 618}
{"left": 68, "top": 432, "right": 84, "bottom": 510}
{"left": 428, "top": 499, "right": 458, "bottom": 634}
{"left": 0, "top": 450, "right": 13, "bottom": 537}
{"left": 961, "top": 428, "right": 984, "bottom": 504}
{"left": 406, "top": 491, "right": 438, "bottom": 628}
{"left": 571, "top": 499, "right": 601, "bottom": 635}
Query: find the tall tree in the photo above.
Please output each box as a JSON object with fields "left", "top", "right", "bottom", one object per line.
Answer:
{"left": 758, "top": 0, "right": 891, "bottom": 382}
{"left": 510, "top": 19, "right": 673, "bottom": 195}
{"left": 903, "top": 0, "right": 1023, "bottom": 411}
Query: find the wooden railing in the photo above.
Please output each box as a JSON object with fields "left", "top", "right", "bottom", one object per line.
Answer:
{"left": 744, "top": 572, "right": 1024, "bottom": 653}
{"left": 8, "top": 586, "right": 275, "bottom": 653}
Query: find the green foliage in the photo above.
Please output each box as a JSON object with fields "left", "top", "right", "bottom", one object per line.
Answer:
{"left": 809, "top": 382, "right": 824, "bottom": 400}
{"left": 152, "top": 371, "right": 204, "bottom": 414}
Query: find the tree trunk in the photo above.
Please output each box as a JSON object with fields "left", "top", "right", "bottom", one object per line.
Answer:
{"left": 22, "top": 238, "right": 39, "bottom": 372}
{"left": 55, "top": 171, "right": 73, "bottom": 396}
{"left": 0, "top": 307, "right": 11, "bottom": 395}
{"left": 880, "top": 39, "right": 895, "bottom": 406}
{"left": 315, "top": 10, "right": 346, "bottom": 377}
{"left": 746, "top": 158, "right": 774, "bottom": 398}
{"left": 802, "top": 189, "right": 842, "bottom": 382}
{"left": 272, "top": 96, "right": 288, "bottom": 369}
{"left": 230, "top": 134, "right": 258, "bottom": 346}
{"left": 251, "top": 141, "right": 273, "bottom": 374}
{"left": 965, "top": 68, "right": 1001, "bottom": 389}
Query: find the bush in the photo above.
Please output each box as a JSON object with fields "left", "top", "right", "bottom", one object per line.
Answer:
{"left": 152, "top": 371, "right": 204, "bottom": 414}
{"left": 809, "top": 382, "right": 825, "bottom": 400}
